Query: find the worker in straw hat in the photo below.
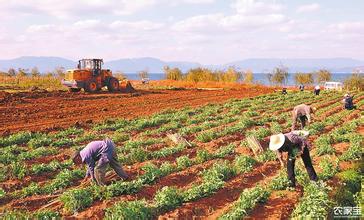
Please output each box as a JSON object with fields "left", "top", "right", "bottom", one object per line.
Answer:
{"left": 269, "top": 132, "right": 317, "bottom": 187}
{"left": 291, "top": 104, "right": 315, "bottom": 131}
{"left": 72, "top": 138, "right": 129, "bottom": 186}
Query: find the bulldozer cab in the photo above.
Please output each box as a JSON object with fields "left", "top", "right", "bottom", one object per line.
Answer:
{"left": 77, "top": 59, "right": 103, "bottom": 76}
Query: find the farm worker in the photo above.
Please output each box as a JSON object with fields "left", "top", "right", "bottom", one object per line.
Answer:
{"left": 72, "top": 138, "right": 129, "bottom": 186}
{"left": 269, "top": 133, "right": 318, "bottom": 187}
{"left": 282, "top": 88, "right": 287, "bottom": 95}
{"left": 314, "top": 85, "right": 320, "bottom": 95}
{"left": 342, "top": 93, "right": 354, "bottom": 110}
{"left": 291, "top": 104, "right": 315, "bottom": 130}
{"left": 299, "top": 85, "right": 304, "bottom": 91}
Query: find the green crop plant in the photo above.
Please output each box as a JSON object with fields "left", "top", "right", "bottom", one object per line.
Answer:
{"left": 318, "top": 157, "right": 339, "bottom": 181}
{"left": 196, "top": 130, "right": 218, "bottom": 143}
{"left": 154, "top": 186, "right": 184, "bottom": 212}
{"left": 50, "top": 138, "right": 74, "bottom": 147}
{"left": 0, "top": 131, "right": 32, "bottom": 147}
{"left": 159, "top": 162, "right": 176, "bottom": 175}
{"left": 314, "top": 135, "right": 335, "bottom": 156}
{"left": 219, "top": 186, "right": 270, "bottom": 220}
{"left": 256, "top": 150, "right": 276, "bottom": 162}
{"left": 202, "top": 161, "right": 235, "bottom": 181}
{"left": 139, "top": 163, "right": 163, "bottom": 184}
{"left": 195, "top": 149, "right": 212, "bottom": 163}
{"left": 54, "top": 127, "right": 84, "bottom": 138}
{"left": 291, "top": 181, "right": 333, "bottom": 219}
{"left": 43, "top": 169, "right": 84, "bottom": 194}
{"left": 339, "top": 133, "right": 363, "bottom": 161}
{"left": 105, "top": 200, "right": 154, "bottom": 220}
{"left": 111, "top": 132, "right": 130, "bottom": 143}
{"left": 0, "top": 188, "right": 5, "bottom": 198}
{"left": 60, "top": 188, "right": 94, "bottom": 213}
{"left": 18, "top": 147, "right": 57, "bottom": 160}
{"left": 334, "top": 169, "right": 361, "bottom": 206}
{"left": 176, "top": 155, "right": 193, "bottom": 169}
{"left": 10, "top": 161, "right": 27, "bottom": 179}
{"left": 106, "top": 180, "right": 143, "bottom": 197}
{"left": 31, "top": 160, "right": 72, "bottom": 175}
{"left": 1, "top": 210, "right": 60, "bottom": 220}
{"left": 214, "top": 144, "right": 235, "bottom": 158}
{"left": 234, "top": 155, "right": 256, "bottom": 174}
{"left": 269, "top": 172, "right": 290, "bottom": 190}
{"left": 28, "top": 133, "right": 53, "bottom": 148}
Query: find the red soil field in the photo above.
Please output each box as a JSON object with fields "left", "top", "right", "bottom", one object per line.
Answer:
{"left": 0, "top": 86, "right": 273, "bottom": 135}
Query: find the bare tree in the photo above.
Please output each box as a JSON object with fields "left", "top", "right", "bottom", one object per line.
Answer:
{"left": 268, "top": 66, "right": 289, "bottom": 85}
{"left": 315, "top": 69, "right": 332, "bottom": 84}
{"left": 8, "top": 68, "right": 16, "bottom": 76}
{"left": 294, "top": 72, "right": 314, "bottom": 85}
{"left": 54, "top": 67, "right": 65, "bottom": 78}
{"left": 243, "top": 69, "right": 254, "bottom": 84}
{"left": 31, "top": 67, "right": 40, "bottom": 77}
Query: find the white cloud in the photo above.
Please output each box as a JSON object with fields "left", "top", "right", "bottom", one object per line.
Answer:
{"left": 172, "top": 0, "right": 286, "bottom": 33}
{"left": 232, "top": 0, "right": 283, "bottom": 15}
{"left": 296, "top": 3, "right": 320, "bottom": 13}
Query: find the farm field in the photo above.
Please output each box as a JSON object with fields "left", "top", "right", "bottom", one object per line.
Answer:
{"left": 0, "top": 86, "right": 273, "bottom": 135}
{"left": 0, "top": 90, "right": 363, "bottom": 219}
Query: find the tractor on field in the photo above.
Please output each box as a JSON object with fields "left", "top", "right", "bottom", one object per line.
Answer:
{"left": 61, "top": 58, "right": 134, "bottom": 93}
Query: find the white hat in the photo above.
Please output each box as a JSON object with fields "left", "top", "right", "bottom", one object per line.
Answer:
{"left": 269, "top": 133, "right": 285, "bottom": 151}
{"left": 344, "top": 93, "right": 349, "bottom": 97}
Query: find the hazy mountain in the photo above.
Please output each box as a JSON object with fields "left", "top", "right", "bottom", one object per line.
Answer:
{"left": 0, "top": 56, "right": 363, "bottom": 73}
{"left": 0, "top": 56, "right": 76, "bottom": 72}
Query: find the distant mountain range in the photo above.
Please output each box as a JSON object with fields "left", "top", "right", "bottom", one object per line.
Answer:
{"left": 0, "top": 56, "right": 363, "bottom": 73}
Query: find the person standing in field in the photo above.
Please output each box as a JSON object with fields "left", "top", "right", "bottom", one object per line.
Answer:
{"left": 291, "top": 104, "right": 315, "bottom": 130}
{"left": 269, "top": 133, "right": 318, "bottom": 187}
{"left": 314, "top": 85, "right": 320, "bottom": 95}
{"left": 72, "top": 138, "right": 129, "bottom": 185}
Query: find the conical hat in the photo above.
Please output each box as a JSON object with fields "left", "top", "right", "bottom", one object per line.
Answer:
{"left": 269, "top": 133, "right": 285, "bottom": 151}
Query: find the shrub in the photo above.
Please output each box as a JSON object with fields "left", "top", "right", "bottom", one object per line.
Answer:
{"left": 164, "top": 66, "right": 183, "bottom": 80}
{"left": 344, "top": 73, "right": 364, "bottom": 91}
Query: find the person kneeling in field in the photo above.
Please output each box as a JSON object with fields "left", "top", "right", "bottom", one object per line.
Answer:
{"left": 291, "top": 104, "right": 315, "bottom": 131}
{"left": 72, "top": 138, "right": 129, "bottom": 185}
{"left": 269, "top": 133, "right": 318, "bottom": 187}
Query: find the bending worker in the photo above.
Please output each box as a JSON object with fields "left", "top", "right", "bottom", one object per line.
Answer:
{"left": 269, "top": 132, "right": 318, "bottom": 187}
{"left": 291, "top": 104, "right": 315, "bottom": 130}
{"left": 342, "top": 93, "right": 354, "bottom": 110}
{"left": 72, "top": 138, "right": 129, "bottom": 185}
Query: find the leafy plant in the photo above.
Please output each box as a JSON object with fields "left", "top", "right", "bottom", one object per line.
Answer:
{"left": 318, "top": 157, "right": 339, "bottom": 181}
{"left": 154, "top": 186, "right": 183, "bottom": 212}
{"left": 60, "top": 188, "right": 94, "bottom": 213}
{"left": 176, "top": 155, "right": 193, "bottom": 169}
{"left": 105, "top": 200, "right": 154, "bottom": 220}
{"left": 291, "top": 181, "right": 332, "bottom": 219}
{"left": 219, "top": 186, "right": 270, "bottom": 219}
{"left": 234, "top": 155, "right": 256, "bottom": 174}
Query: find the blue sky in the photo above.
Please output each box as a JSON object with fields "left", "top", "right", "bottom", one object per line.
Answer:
{"left": 0, "top": 0, "right": 363, "bottom": 64}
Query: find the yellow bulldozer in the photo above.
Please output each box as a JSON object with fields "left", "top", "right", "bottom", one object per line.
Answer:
{"left": 61, "top": 58, "right": 134, "bottom": 93}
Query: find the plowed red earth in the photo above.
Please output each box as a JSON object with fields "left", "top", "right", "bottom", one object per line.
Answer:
{"left": 0, "top": 87, "right": 273, "bottom": 135}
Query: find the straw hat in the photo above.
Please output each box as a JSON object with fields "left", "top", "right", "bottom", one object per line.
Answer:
{"left": 269, "top": 133, "right": 285, "bottom": 151}
{"left": 344, "top": 93, "right": 349, "bottom": 97}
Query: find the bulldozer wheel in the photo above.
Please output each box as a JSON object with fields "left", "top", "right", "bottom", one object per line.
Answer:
{"left": 107, "top": 77, "right": 119, "bottom": 92}
{"left": 84, "top": 80, "right": 98, "bottom": 93}
{"left": 69, "top": 88, "right": 81, "bottom": 92}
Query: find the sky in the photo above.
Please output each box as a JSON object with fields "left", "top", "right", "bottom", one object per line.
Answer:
{"left": 0, "top": 0, "right": 363, "bottom": 64}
